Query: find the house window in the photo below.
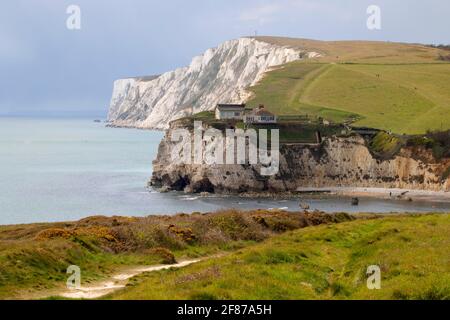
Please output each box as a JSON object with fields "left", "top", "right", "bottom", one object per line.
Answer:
{"left": 234, "top": 112, "right": 240, "bottom": 116}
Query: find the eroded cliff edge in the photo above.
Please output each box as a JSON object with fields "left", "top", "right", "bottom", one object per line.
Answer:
{"left": 107, "top": 37, "right": 320, "bottom": 130}
{"left": 150, "top": 124, "right": 450, "bottom": 193}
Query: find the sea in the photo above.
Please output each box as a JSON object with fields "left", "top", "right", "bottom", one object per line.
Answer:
{"left": 0, "top": 117, "right": 449, "bottom": 225}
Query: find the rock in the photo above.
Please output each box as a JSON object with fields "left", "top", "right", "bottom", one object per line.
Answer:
{"left": 300, "top": 202, "right": 310, "bottom": 210}
{"left": 107, "top": 38, "right": 320, "bottom": 130}
{"left": 159, "top": 186, "right": 170, "bottom": 193}
{"left": 351, "top": 198, "right": 359, "bottom": 206}
{"left": 151, "top": 129, "right": 450, "bottom": 194}
{"left": 191, "top": 178, "right": 215, "bottom": 193}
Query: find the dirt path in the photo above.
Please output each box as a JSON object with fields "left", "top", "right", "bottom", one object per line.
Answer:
{"left": 58, "top": 258, "right": 202, "bottom": 299}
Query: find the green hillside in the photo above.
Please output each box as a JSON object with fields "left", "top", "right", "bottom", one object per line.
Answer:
{"left": 247, "top": 37, "right": 450, "bottom": 134}
{"left": 110, "top": 214, "right": 450, "bottom": 300}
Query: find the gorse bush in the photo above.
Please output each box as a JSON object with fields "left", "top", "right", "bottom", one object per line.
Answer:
{"left": 143, "top": 247, "right": 177, "bottom": 264}
{"left": 31, "top": 210, "right": 354, "bottom": 254}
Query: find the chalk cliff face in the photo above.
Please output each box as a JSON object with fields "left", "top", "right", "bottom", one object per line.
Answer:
{"left": 107, "top": 38, "right": 320, "bottom": 129}
{"left": 150, "top": 125, "right": 450, "bottom": 193}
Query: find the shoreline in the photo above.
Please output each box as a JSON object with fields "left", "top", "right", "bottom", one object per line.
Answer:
{"left": 295, "top": 187, "right": 450, "bottom": 203}
{"left": 105, "top": 123, "right": 165, "bottom": 131}
{"left": 210, "top": 187, "right": 450, "bottom": 203}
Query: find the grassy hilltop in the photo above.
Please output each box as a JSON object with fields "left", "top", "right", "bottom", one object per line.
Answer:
{"left": 247, "top": 37, "right": 450, "bottom": 134}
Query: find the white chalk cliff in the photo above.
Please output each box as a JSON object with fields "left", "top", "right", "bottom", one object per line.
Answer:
{"left": 107, "top": 37, "right": 320, "bottom": 129}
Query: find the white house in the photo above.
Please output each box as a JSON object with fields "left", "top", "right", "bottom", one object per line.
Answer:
{"left": 244, "top": 105, "right": 277, "bottom": 124}
{"left": 215, "top": 104, "right": 246, "bottom": 120}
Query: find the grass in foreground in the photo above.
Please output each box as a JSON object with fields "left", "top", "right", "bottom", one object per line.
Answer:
{"left": 109, "top": 214, "right": 450, "bottom": 300}
{"left": 0, "top": 210, "right": 351, "bottom": 299}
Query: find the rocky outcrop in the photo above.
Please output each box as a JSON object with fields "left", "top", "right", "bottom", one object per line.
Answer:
{"left": 107, "top": 37, "right": 320, "bottom": 130}
{"left": 150, "top": 125, "right": 450, "bottom": 193}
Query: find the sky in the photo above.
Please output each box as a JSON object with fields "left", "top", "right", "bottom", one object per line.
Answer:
{"left": 0, "top": 0, "right": 449, "bottom": 118}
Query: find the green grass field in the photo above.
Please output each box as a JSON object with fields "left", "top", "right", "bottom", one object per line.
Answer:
{"left": 247, "top": 37, "right": 450, "bottom": 134}
{"left": 1, "top": 212, "right": 448, "bottom": 300}
{"left": 0, "top": 210, "right": 351, "bottom": 299}
{"left": 110, "top": 214, "right": 450, "bottom": 300}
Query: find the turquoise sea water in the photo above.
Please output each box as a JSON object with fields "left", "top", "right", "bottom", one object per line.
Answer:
{"left": 0, "top": 118, "right": 449, "bottom": 225}
{"left": 0, "top": 118, "right": 163, "bottom": 224}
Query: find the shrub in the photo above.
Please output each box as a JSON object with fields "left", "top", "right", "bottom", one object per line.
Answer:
{"left": 74, "top": 226, "right": 117, "bottom": 242}
{"left": 425, "top": 130, "right": 450, "bottom": 160}
{"left": 144, "top": 247, "right": 176, "bottom": 264}
{"left": 139, "top": 225, "right": 186, "bottom": 250}
{"left": 206, "top": 211, "right": 264, "bottom": 241}
{"left": 168, "top": 225, "right": 197, "bottom": 243}
{"left": 432, "top": 145, "right": 445, "bottom": 160}
{"left": 35, "top": 228, "right": 74, "bottom": 240}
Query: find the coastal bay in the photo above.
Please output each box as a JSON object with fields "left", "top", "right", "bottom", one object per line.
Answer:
{"left": 1, "top": 118, "right": 449, "bottom": 225}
